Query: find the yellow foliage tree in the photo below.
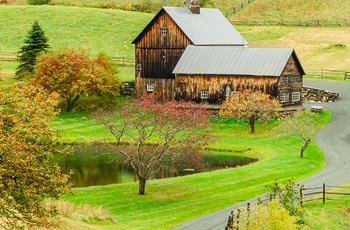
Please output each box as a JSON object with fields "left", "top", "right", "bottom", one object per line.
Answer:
{"left": 219, "top": 89, "right": 280, "bottom": 134}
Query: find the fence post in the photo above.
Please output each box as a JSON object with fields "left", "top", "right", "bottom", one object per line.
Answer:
{"left": 236, "top": 208, "right": 241, "bottom": 230}
{"left": 299, "top": 184, "right": 303, "bottom": 208}
{"left": 323, "top": 183, "right": 326, "bottom": 204}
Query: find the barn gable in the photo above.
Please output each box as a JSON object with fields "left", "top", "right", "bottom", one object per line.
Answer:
{"left": 132, "top": 7, "right": 248, "bottom": 46}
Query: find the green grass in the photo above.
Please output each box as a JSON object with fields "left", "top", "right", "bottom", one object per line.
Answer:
{"left": 233, "top": 0, "right": 350, "bottom": 21}
{"left": 55, "top": 110, "right": 331, "bottom": 229}
{"left": 303, "top": 181, "right": 350, "bottom": 230}
{"left": 0, "top": 6, "right": 153, "bottom": 59}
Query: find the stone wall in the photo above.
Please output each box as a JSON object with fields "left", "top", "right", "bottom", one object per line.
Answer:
{"left": 302, "top": 86, "right": 339, "bottom": 103}
{"left": 120, "top": 81, "right": 135, "bottom": 97}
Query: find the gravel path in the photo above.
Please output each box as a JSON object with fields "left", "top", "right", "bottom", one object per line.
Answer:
{"left": 172, "top": 80, "right": 350, "bottom": 230}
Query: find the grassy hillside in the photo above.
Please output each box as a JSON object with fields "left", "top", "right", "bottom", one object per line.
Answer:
{"left": 0, "top": 6, "right": 153, "bottom": 59}
{"left": 233, "top": 0, "right": 350, "bottom": 20}
{"left": 238, "top": 26, "right": 350, "bottom": 71}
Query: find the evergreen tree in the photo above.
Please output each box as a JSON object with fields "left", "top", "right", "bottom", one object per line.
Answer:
{"left": 15, "top": 21, "right": 49, "bottom": 79}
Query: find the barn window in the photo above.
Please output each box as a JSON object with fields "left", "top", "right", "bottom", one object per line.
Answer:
{"left": 136, "top": 63, "right": 142, "bottom": 70}
{"left": 281, "top": 76, "right": 288, "bottom": 84}
{"left": 160, "top": 27, "right": 168, "bottom": 36}
{"left": 225, "top": 85, "right": 232, "bottom": 97}
{"left": 279, "top": 92, "right": 289, "bottom": 103}
{"left": 292, "top": 92, "right": 301, "bottom": 101}
{"left": 292, "top": 75, "right": 299, "bottom": 83}
{"left": 200, "top": 90, "right": 208, "bottom": 99}
{"left": 146, "top": 83, "right": 154, "bottom": 92}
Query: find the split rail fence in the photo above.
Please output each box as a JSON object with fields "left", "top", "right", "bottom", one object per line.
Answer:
{"left": 225, "top": 183, "right": 350, "bottom": 230}
{"left": 0, "top": 52, "right": 134, "bottom": 65}
{"left": 229, "top": 18, "right": 350, "bottom": 26}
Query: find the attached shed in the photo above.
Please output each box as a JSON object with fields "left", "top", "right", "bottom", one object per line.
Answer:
{"left": 173, "top": 46, "right": 305, "bottom": 106}
{"left": 132, "top": 3, "right": 247, "bottom": 100}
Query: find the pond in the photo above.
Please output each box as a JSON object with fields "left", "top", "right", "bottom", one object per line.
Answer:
{"left": 55, "top": 147, "right": 257, "bottom": 188}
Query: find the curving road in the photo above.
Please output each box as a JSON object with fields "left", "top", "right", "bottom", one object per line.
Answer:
{"left": 172, "top": 80, "right": 350, "bottom": 230}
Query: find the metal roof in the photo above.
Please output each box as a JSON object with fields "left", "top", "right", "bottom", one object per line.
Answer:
{"left": 132, "top": 7, "right": 248, "bottom": 45}
{"left": 163, "top": 7, "right": 248, "bottom": 45}
{"left": 173, "top": 46, "right": 303, "bottom": 76}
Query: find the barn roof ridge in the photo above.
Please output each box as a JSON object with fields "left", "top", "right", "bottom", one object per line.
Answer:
{"left": 132, "top": 6, "right": 248, "bottom": 46}
{"left": 173, "top": 46, "right": 305, "bottom": 76}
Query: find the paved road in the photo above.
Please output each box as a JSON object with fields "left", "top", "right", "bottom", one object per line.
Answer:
{"left": 172, "top": 80, "right": 350, "bottom": 230}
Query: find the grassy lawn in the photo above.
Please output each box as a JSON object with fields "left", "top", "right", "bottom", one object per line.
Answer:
{"left": 303, "top": 181, "right": 350, "bottom": 230}
{"left": 53, "top": 110, "right": 331, "bottom": 229}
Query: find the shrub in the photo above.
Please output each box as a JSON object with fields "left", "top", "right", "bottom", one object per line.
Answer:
{"left": 27, "top": 0, "right": 51, "bottom": 5}
{"left": 238, "top": 200, "right": 298, "bottom": 230}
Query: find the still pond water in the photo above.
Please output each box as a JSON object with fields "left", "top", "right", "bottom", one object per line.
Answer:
{"left": 55, "top": 148, "right": 257, "bottom": 188}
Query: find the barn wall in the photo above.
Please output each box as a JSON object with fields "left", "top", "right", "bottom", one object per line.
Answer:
{"left": 134, "top": 10, "right": 192, "bottom": 80}
{"left": 135, "top": 77, "right": 175, "bottom": 101}
{"left": 175, "top": 75, "right": 279, "bottom": 104}
{"left": 278, "top": 55, "right": 304, "bottom": 106}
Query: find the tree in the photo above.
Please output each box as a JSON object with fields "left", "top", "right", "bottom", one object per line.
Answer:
{"left": 219, "top": 90, "right": 281, "bottom": 134}
{"left": 280, "top": 110, "right": 318, "bottom": 158}
{"left": 34, "top": 48, "right": 122, "bottom": 112}
{"left": 92, "top": 96, "right": 215, "bottom": 195}
{"left": 15, "top": 21, "right": 49, "bottom": 79}
{"left": 0, "top": 83, "right": 71, "bottom": 229}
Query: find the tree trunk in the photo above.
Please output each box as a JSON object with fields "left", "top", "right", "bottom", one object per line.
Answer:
{"left": 66, "top": 91, "right": 83, "bottom": 112}
{"left": 300, "top": 138, "right": 311, "bottom": 158}
{"left": 249, "top": 116, "right": 255, "bottom": 134}
{"left": 138, "top": 176, "right": 147, "bottom": 195}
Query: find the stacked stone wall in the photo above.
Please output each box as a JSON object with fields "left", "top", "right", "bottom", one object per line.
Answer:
{"left": 120, "top": 81, "right": 135, "bottom": 97}
{"left": 302, "top": 86, "right": 339, "bottom": 103}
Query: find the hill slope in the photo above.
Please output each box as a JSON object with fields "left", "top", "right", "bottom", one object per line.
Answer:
{"left": 0, "top": 5, "right": 153, "bottom": 59}
{"left": 233, "top": 0, "right": 350, "bottom": 20}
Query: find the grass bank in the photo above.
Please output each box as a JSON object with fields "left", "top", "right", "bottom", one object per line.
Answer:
{"left": 303, "top": 181, "right": 350, "bottom": 230}
{"left": 56, "top": 110, "right": 331, "bottom": 229}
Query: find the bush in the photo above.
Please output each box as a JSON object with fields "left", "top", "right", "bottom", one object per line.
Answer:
{"left": 27, "top": 0, "right": 51, "bottom": 5}
{"left": 238, "top": 200, "right": 298, "bottom": 230}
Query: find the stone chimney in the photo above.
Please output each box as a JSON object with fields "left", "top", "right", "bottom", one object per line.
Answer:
{"left": 184, "top": 0, "right": 200, "bottom": 14}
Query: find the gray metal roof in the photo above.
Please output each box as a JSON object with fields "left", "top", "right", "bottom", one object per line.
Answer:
{"left": 162, "top": 7, "right": 248, "bottom": 46}
{"left": 172, "top": 46, "right": 301, "bottom": 76}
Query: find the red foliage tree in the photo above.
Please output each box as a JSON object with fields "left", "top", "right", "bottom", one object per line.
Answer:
{"left": 34, "top": 48, "right": 122, "bottom": 111}
{"left": 92, "top": 96, "right": 215, "bottom": 195}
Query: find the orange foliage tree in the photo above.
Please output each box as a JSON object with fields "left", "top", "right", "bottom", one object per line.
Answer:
{"left": 92, "top": 96, "right": 215, "bottom": 195}
{"left": 34, "top": 48, "right": 122, "bottom": 112}
{"left": 0, "top": 83, "right": 71, "bottom": 229}
{"left": 219, "top": 90, "right": 280, "bottom": 134}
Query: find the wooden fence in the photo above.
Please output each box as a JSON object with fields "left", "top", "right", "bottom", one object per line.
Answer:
{"left": 225, "top": 183, "right": 350, "bottom": 229}
{"left": 302, "top": 183, "right": 350, "bottom": 204}
{"left": 304, "top": 68, "right": 350, "bottom": 80}
{"left": 229, "top": 18, "right": 350, "bottom": 26}
{"left": 225, "top": 0, "right": 255, "bottom": 17}
{"left": 0, "top": 52, "right": 134, "bottom": 65}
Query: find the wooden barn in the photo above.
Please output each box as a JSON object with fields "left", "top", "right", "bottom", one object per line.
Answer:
{"left": 132, "top": 0, "right": 247, "bottom": 101}
{"left": 132, "top": 0, "right": 305, "bottom": 107}
{"left": 173, "top": 46, "right": 305, "bottom": 106}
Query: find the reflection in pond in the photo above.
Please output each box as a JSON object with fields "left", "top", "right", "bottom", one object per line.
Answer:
{"left": 54, "top": 147, "right": 257, "bottom": 188}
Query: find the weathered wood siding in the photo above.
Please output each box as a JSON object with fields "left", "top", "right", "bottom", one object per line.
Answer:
{"left": 278, "top": 55, "right": 303, "bottom": 106}
{"left": 175, "top": 75, "right": 279, "bottom": 104}
{"left": 135, "top": 77, "right": 175, "bottom": 101}
{"left": 134, "top": 10, "right": 192, "bottom": 79}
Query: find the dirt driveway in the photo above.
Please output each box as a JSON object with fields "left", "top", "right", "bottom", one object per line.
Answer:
{"left": 172, "top": 80, "right": 350, "bottom": 230}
